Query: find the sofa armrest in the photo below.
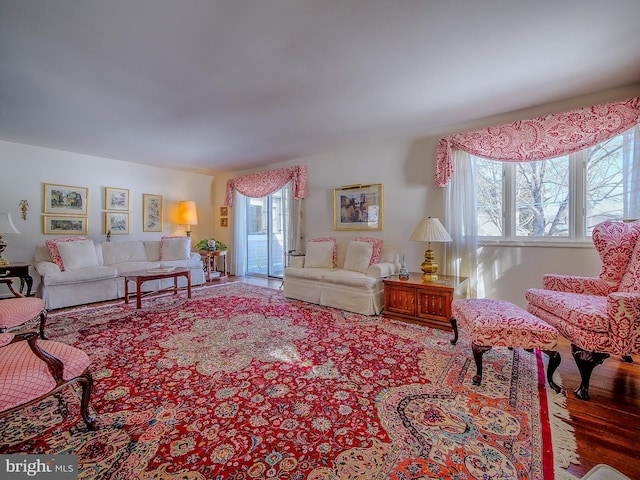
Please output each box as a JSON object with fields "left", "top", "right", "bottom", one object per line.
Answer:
{"left": 34, "top": 261, "right": 61, "bottom": 276}
{"left": 608, "top": 292, "right": 640, "bottom": 355}
{"left": 367, "top": 261, "right": 397, "bottom": 279}
{"left": 542, "top": 274, "right": 614, "bottom": 296}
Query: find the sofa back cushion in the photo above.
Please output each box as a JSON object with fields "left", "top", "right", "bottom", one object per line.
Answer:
{"left": 56, "top": 239, "right": 99, "bottom": 271}
{"left": 45, "top": 236, "right": 88, "bottom": 271}
{"left": 593, "top": 220, "right": 640, "bottom": 286}
{"left": 160, "top": 237, "right": 191, "bottom": 261}
{"left": 144, "top": 241, "right": 161, "bottom": 262}
{"left": 308, "top": 237, "right": 337, "bottom": 267}
{"left": 102, "top": 241, "right": 148, "bottom": 265}
{"left": 343, "top": 241, "right": 373, "bottom": 274}
{"left": 304, "top": 241, "right": 334, "bottom": 268}
{"left": 355, "top": 236, "right": 383, "bottom": 265}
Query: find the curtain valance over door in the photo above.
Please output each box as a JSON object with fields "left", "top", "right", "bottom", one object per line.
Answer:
{"left": 435, "top": 97, "right": 640, "bottom": 187}
{"left": 224, "top": 165, "right": 308, "bottom": 206}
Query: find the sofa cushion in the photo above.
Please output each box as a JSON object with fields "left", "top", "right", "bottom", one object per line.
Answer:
{"left": 42, "top": 266, "right": 118, "bottom": 286}
{"left": 304, "top": 241, "right": 334, "bottom": 268}
{"left": 343, "top": 241, "right": 373, "bottom": 274}
{"left": 102, "top": 241, "right": 147, "bottom": 265}
{"left": 525, "top": 288, "right": 609, "bottom": 333}
{"left": 112, "top": 262, "right": 161, "bottom": 275}
{"left": 619, "top": 236, "right": 640, "bottom": 293}
{"left": 144, "top": 241, "right": 161, "bottom": 261}
{"left": 160, "top": 237, "right": 191, "bottom": 261}
{"left": 593, "top": 220, "right": 640, "bottom": 286}
{"left": 56, "top": 239, "right": 99, "bottom": 271}
{"left": 356, "top": 236, "right": 383, "bottom": 265}
{"left": 323, "top": 269, "right": 378, "bottom": 289}
{"left": 285, "top": 266, "right": 331, "bottom": 281}
{"left": 309, "top": 237, "right": 337, "bottom": 267}
{"left": 45, "top": 236, "right": 88, "bottom": 271}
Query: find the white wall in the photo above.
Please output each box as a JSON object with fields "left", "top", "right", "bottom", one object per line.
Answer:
{"left": 215, "top": 84, "right": 640, "bottom": 307}
{"left": 1, "top": 141, "right": 216, "bottom": 295}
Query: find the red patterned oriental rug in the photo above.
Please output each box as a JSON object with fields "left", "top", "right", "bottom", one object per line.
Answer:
{"left": 1, "top": 284, "right": 578, "bottom": 479}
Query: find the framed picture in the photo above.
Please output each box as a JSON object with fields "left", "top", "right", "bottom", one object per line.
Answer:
{"left": 105, "top": 212, "right": 129, "bottom": 235}
{"left": 333, "top": 183, "right": 383, "bottom": 231}
{"left": 43, "top": 183, "right": 88, "bottom": 215}
{"left": 220, "top": 217, "right": 228, "bottom": 227}
{"left": 220, "top": 206, "right": 229, "bottom": 217}
{"left": 43, "top": 215, "right": 88, "bottom": 235}
{"left": 143, "top": 194, "right": 163, "bottom": 232}
{"left": 105, "top": 187, "right": 129, "bottom": 211}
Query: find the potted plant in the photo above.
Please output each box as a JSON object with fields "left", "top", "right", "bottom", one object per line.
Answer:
{"left": 195, "top": 238, "right": 227, "bottom": 251}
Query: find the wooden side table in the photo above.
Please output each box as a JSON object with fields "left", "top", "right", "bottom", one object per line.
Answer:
{"left": 383, "top": 272, "right": 467, "bottom": 330}
{"left": 0, "top": 263, "right": 33, "bottom": 297}
{"left": 197, "top": 250, "right": 228, "bottom": 281}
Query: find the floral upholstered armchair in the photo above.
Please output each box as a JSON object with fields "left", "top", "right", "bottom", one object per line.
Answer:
{"left": 526, "top": 220, "right": 640, "bottom": 400}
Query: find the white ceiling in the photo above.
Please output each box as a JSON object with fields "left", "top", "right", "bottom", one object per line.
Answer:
{"left": 2, "top": 0, "right": 640, "bottom": 175}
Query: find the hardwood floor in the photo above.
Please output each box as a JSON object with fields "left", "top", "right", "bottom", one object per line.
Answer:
{"left": 238, "top": 276, "right": 640, "bottom": 479}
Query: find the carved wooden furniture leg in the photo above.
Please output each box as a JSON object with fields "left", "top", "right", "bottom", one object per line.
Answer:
{"left": 471, "top": 343, "right": 492, "bottom": 385}
{"left": 572, "top": 345, "right": 610, "bottom": 401}
{"left": 450, "top": 318, "right": 458, "bottom": 345}
{"left": 622, "top": 355, "right": 633, "bottom": 363}
{"left": 78, "top": 371, "right": 97, "bottom": 430}
{"left": 543, "top": 350, "right": 562, "bottom": 393}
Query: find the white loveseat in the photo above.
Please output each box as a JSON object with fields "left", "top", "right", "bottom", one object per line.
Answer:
{"left": 34, "top": 237, "right": 205, "bottom": 309}
{"left": 283, "top": 238, "right": 400, "bottom": 315}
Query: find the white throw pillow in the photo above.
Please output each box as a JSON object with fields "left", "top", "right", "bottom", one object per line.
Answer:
{"left": 343, "top": 241, "right": 373, "bottom": 273}
{"left": 160, "top": 237, "right": 191, "bottom": 261}
{"left": 57, "top": 239, "right": 99, "bottom": 271}
{"left": 304, "top": 241, "right": 334, "bottom": 268}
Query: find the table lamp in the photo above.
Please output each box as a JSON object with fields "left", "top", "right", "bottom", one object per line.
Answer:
{"left": 0, "top": 212, "right": 21, "bottom": 266}
{"left": 177, "top": 201, "right": 198, "bottom": 237}
{"left": 409, "top": 217, "right": 452, "bottom": 281}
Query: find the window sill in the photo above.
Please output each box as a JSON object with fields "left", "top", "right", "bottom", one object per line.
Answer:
{"left": 479, "top": 240, "right": 594, "bottom": 248}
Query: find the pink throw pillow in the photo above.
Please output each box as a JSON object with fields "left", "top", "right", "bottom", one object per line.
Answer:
{"left": 356, "top": 236, "right": 383, "bottom": 265}
{"left": 309, "top": 237, "right": 337, "bottom": 267}
{"left": 45, "top": 236, "right": 88, "bottom": 271}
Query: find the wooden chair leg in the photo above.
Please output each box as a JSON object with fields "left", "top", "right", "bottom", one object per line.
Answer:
{"left": 450, "top": 318, "right": 459, "bottom": 345}
{"left": 78, "top": 371, "right": 97, "bottom": 431}
{"left": 38, "top": 310, "right": 47, "bottom": 339}
{"left": 572, "top": 344, "right": 609, "bottom": 401}
{"left": 542, "top": 350, "right": 562, "bottom": 393}
{"left": 471, "top": 343, "right": 492, "bottom": 386}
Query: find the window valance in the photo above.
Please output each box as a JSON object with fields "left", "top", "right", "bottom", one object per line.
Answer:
{"left": 435, "top": 97, "right": 640, "bottom": 187}
{"left": 224, "top": 165, "right": 308, "bottom": 206}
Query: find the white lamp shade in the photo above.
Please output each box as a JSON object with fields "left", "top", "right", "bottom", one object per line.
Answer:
{"left": 410, "top": 217, "right": 451, "bottom": 243}
{"left": 178, "top": 201, "right": 198, "bottom": 226}
{"left": 0, "top": 212, "right": 21, "bottom": 234}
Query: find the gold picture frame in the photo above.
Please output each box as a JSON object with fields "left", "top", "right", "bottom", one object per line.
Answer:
{"left": 220, "top": 206, "right": 229, "bottom": 217}
{"left": 105, "top": 187, "right": 130, "bottom": 211}
{"left": 43, "top": 215, "right": 88, "bottom": 235}
{"left": 220, "top": 218, "right": 228, "bottom": 228}
{"left": 105, "top": 212, "right": 130, "bottom": 235}
{"left": 143, "top": 194, "right": 163, "bottom": 232}
{"left": 43, "top": 183, "right": 88, "bottom": 215}
{"left": 333, "top": 183, "right": 383, "bottom": 231}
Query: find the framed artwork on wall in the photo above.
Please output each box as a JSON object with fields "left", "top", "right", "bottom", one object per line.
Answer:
{"left": 43, "top": 183, "right": 88, "bottom": 216}
{"left": 43, "top": 215, "right": 88, "bottom": 235}
{"left": 220, "top": 206, "right": 229, "bottom": 217}
{"left": 105, "top": 212, "right": 129, "bottom": 235}
{"left": 105, "top": 187, "right": 129, "bottom": 211}
{"left": 220, "top": 217, "right": 228, "bottom": 227}
{"left": 333, "top": 183, "right": 383, "bottom": 231}
{"left": 143, "top": 194, "right": 163, "bottom": 232}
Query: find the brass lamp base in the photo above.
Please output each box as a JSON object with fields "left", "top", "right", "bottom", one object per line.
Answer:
{"left": 420, "top": 248, "right": 438, "bottom": 282}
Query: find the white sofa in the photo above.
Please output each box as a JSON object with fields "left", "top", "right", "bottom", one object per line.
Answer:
{"left": 283, "top": 238, "right": 400, "bottom": 315}
{"left": 34, "top": 237, "right": 205, "bottom": 309}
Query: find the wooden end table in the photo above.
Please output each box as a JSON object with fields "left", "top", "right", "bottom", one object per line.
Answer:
{"left": 122, "top": 267, "right": 191, "bottom": 309}
{"left": 383, "top": 272, "right": 467, "bottom": 330}
{"left": 197, "top": 250, "right": 227, "bottom": 281}
{"left": 0, "top": 263, "right": 33, "bottom": 297}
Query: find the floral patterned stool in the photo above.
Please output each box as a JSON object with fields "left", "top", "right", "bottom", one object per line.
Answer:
{"left": 450, "top": 298, "right": 561, "bottom": 392}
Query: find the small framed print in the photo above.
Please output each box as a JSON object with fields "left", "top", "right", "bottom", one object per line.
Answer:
{"left": 43, "top": 183, "right": 88, "bottom": 215}
{"left": 220, "top": 217, "right": 228, "bottom": 227}
{"left": 333, "top": 183, "right": 383, "bottom": 231}
{"left": 105, "top": 212, "right": 129, "bottom": 235}
{"left": 220, "top": 206, "right": 229, "bottom": 217}
{"left": 143, "top": 194, "right": 163, "bottom": 232}
{"left": 43, "top": 215, "right": 88, "bottom": 235}
{"left": 105, "top": 187, "right": 129, "bottom": 211}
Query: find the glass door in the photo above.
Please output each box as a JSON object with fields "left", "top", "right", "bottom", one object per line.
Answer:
{"left": 245, "top": 185, "right": 289, "bottom": 278}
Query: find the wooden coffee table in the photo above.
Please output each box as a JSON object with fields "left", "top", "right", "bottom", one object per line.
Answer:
{"left": 123, "top": 267, "right": 191, "bottom": 309}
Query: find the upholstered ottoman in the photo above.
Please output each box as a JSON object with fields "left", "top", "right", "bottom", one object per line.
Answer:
{"left": 450, "top": 298, "right": 561, "bottom": 392}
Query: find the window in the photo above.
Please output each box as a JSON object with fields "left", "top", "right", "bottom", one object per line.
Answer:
{"left": 476, "top": 126, "right": 640, "bottom": 241}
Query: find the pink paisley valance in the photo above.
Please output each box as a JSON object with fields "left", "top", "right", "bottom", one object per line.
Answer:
{"left": 225, "top": 165, "right": 308, "bottom": 206}
{"left": 436, "top": 97, "right": 640, "bottom": 187}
